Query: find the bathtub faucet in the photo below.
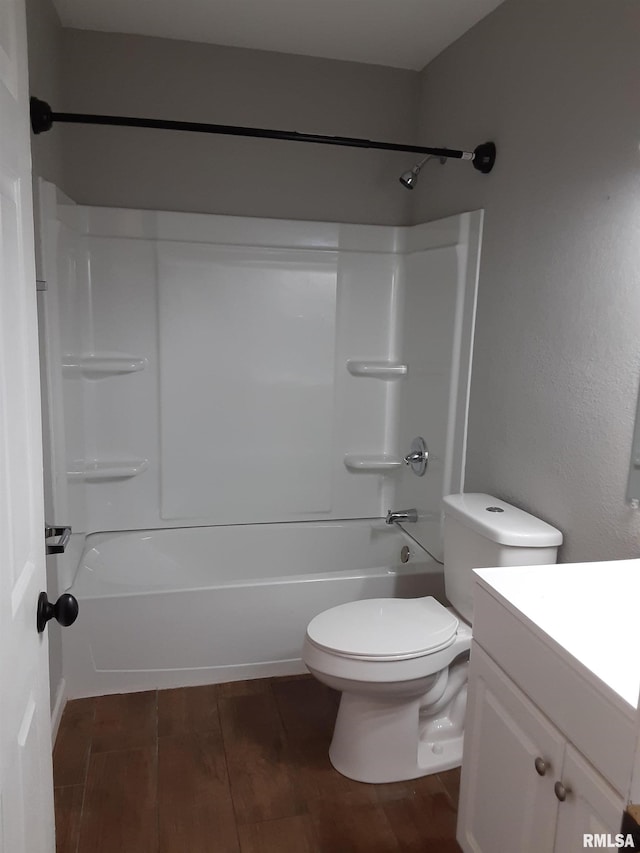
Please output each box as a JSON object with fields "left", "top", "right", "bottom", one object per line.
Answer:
{"left": 385, "top": 508, "right": 418, "bottom": 525}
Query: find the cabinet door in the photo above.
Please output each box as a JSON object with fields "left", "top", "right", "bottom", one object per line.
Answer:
{"left": 553, "top": 744, "right": 624, "bottom": 853}
{"left": 458, "top": 644, "right": 564, "bottom": 853}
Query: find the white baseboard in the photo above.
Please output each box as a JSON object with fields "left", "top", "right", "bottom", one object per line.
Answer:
{"left": 51, "top": 677, "right": 67, "bottom": 746}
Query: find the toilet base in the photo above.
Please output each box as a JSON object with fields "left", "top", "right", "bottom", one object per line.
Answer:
{"left": 328, "top": 660, "right": 468, "bottom": 784}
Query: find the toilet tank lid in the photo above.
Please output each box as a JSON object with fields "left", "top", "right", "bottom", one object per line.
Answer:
{"left": 442, "top": 493, "right": 563, "bottom": 548}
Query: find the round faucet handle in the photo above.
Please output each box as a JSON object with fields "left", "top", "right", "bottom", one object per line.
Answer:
{"left": 404, "top": 437, "right": 428, "bottom": 477}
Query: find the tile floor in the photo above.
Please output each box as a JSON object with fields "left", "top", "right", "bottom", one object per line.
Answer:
{"left": 53, "top": 675, "right": 462, "bottom": 852}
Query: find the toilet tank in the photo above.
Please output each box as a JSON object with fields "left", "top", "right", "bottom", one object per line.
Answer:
{"left": 442, "top": 493, "right": 562, "bottom": 623}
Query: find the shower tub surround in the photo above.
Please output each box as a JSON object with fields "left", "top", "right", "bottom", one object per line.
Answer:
{"left": 64, "top": 520, "right": 444, "bottom": 697}
{"left": 37, "top": 184, "right": 483, "bottom": 699}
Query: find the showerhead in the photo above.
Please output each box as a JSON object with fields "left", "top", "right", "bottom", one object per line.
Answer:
{"left": 399, "top": 166, "right": 420, "bottom": 189}
{"left": 398, "top": 155, "right": 444, "bottom": 190}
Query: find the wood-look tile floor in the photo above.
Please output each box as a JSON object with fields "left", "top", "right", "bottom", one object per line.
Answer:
{"left": 54, "top": 675, "right": 462, "bottom": 853}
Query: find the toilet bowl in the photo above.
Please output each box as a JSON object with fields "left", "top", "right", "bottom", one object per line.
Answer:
{"left": 302, "top": 493, "right": 563, "bottom": 784}
{"left": 304, "top": 596, "right": 472, "bottom": 783}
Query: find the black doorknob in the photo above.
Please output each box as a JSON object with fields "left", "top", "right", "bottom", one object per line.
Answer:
{"left": 37, "top": 591, "right": 79, "bottom": 634}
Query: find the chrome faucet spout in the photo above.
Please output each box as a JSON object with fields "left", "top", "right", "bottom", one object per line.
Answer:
{"left": 385, "top": 508, "right": 418, "bottom": 525}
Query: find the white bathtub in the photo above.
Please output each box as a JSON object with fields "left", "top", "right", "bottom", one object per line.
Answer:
{"left": 63, "top": 520, "right": 445, "bottom": 697}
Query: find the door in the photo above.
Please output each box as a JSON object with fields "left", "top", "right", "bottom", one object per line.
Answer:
{"left": 457, "top": 644, "right": 563, "bottom": 853}
{"left": 0, "top": 0, "right": 55, "bottom": 849}
{"left": 553, "top": 744, "right": 624, "bottom": 853}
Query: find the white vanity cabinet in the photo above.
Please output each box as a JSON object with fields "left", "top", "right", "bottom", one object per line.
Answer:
{"left": 457, "top": 570, "right": 636, "bottom": 853}
{"left": 458, "top": 644, "right": 623, "bottom": 853}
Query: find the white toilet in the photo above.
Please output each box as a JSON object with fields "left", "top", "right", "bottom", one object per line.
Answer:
{"left": 302, "top": 493, "right": 562, "bottom": 784}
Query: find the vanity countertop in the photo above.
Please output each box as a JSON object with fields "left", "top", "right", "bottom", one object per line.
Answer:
{"left": 474, "top": 558, "right": 640, "bottom": 711}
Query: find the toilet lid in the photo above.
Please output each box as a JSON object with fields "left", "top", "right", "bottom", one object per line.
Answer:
{"left": 306, "top": 597, "right": 458, "bottom": 661}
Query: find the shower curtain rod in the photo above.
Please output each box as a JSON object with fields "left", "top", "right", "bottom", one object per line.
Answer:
{"left": 29, "top": 97, "right": 496, "bottom": 173}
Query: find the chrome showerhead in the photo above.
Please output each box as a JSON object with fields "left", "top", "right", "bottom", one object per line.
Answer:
{"left": 399, "top": 166, "right": 421, "bottom": 189}
{"left": 399, "top": 155, "right": 430, "bottom": 189}
{"left": 398, "top": 154, "right": 446, "bottom": 189}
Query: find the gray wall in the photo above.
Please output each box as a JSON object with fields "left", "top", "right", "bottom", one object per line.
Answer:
{"left": 414, "top": 0, "right": 640, "bottom": 561}
{"left": 26, "top": 0, "right": 64, "bottom": 187}
{"left": 56, "top": 30, "right": 419, "bottom": 225}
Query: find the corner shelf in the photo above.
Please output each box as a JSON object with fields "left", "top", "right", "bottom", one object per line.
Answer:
{"left": 343, "top": 454, "right": 402, "bottom": 473}
{"left": 67, "top": 459, "right": 149, "bottom": 482}
{"left": 346, "top": 360, "right": 408, "bottom": 379}
{"left": 63, "top": 353, "right": 148, "bottom": 378}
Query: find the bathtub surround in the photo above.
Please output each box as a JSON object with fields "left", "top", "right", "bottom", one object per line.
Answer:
{"left": 35, "top": 182, "right": 482, "bottom": 697}
{"left": 40, "top": 193, "right": 480, "bottom": 542}
{"left": 36, "top": 182, "right": 86, "bottom": 728}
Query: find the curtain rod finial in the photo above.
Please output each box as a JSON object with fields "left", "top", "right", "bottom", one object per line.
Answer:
{"left": 472, "top": 141, "right": 496, "bottom": 174}
{"left": 30, "top": 97, "right": 53, "bottom": 134}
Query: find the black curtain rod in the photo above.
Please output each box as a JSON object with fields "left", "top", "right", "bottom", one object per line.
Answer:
{"left": 30, "top": 97, "right": 496, "bottom": 174}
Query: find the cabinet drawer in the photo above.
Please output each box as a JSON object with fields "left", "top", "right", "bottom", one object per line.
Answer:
{"left": 473, "top": 583, "right": 634, "bottom": 796}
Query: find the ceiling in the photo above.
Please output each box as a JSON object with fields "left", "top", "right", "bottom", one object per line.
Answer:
{"left": 51, "top": 0, "right": 506, "bottom": 71}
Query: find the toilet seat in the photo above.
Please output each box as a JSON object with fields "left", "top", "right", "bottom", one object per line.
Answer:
{"left": 306, "top": 596, "right": 458, "bottom": 662}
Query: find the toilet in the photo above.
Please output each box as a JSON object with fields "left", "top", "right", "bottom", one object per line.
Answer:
{"left": 302, "top": 493, "right": 562, "bottom": 784}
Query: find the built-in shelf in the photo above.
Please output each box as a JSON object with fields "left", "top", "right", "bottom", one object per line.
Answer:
{"left": 343, "top": 454, "right": 402, "bottom": 473}
{"left": 346, "top": 360, "right": 408, "bottom": 379}
{"left": 67, "top": 459, "right": 149, "bottom": 482}
{"left": 63, "top": 353, "right": 148, "bottom": 378}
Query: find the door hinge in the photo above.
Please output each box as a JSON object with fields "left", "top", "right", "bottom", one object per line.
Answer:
{"left": 36, "top": 279, "right": 47, "bottom": 291}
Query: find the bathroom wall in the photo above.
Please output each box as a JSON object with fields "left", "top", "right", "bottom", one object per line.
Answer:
{"left": 54, "top": 30, "right": 419, "bottom": 225}
{"left": 412, "top": 0, "right": 640, "bottom": 562}
{"left": 25, "top": 0, "right": 64, "bottom": 188}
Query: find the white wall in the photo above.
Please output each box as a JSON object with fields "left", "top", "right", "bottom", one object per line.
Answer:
{"left": 58, "top": 208, "right": 400, "bottom": 530}
{"left": 36, "top": 181, "right": 88, "bottom": 723}
{"left": 413, "top": 0, "right": 640, "bottom": 562}
{"left": 395, "top": 212, "right": 482, "bottom": 557}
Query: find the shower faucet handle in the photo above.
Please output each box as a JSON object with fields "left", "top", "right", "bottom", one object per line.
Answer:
{"left": 403, "top": 437, "right": 429, "bottom": 477}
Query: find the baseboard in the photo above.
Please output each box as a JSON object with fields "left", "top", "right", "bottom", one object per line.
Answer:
{"left": 51, "top": 677, "right": 67, "bottom": 746}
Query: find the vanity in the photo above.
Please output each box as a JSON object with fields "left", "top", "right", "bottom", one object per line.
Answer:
{"left": 457, "top": 559, "right": 639, "bottom": 852}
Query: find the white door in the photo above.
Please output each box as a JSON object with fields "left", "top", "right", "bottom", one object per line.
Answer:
{"left": 553, "top": 744, "right": 624, "bottom": 853}
{"left": 0, "top": 0, "right": 55, "bottom": 849}
{"left": 457, "top": 645, "right": 563, "bottom": 853}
